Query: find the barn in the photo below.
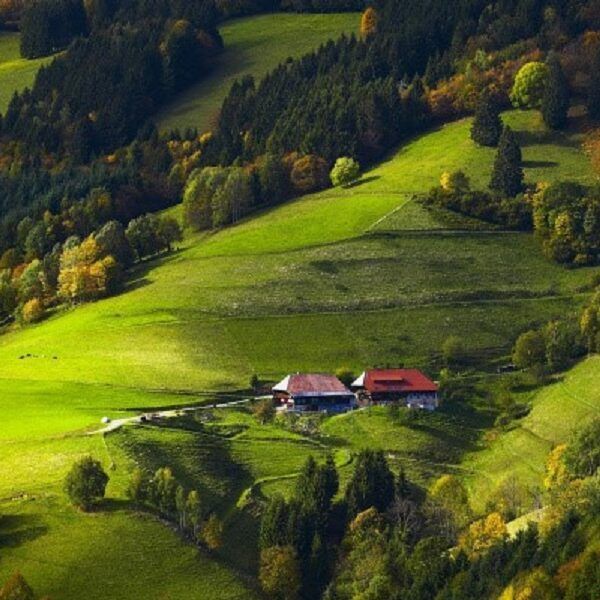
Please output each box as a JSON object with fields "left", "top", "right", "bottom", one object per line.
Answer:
{"left": 351, "top": 368, "right": 439, "bottom": 410}
{"left": 272, "top": 373, "right": 356, "bottom": 413}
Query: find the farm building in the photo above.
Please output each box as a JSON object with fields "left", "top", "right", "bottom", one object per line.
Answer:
{"left": 272, "top": 373, "right": 356, "bottom": 413}
{"left": 351, "top": 368, "right": 439, "bottom": 410}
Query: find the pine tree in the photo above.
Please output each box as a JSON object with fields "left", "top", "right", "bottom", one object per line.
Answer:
{"left": 490, "top": 126, "right": 524, "bottom": 197}
{"left": 541, "top": 53, "right": 569, "bottom": 130}
{"left": 471, "top": 90, "right": 503, "bottom": 147}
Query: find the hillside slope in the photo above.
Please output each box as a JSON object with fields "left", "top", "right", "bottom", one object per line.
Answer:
{"left": 463, "top": 356, "right": 600, "bottom": 511}
{"left": 156, "top": 12, "right": 359, "bottom": 133}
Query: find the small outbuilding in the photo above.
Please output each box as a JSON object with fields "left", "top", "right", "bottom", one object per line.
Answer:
{"left": 351, "top": 368, "right": 439, "bottom": 410}
{"left": 272, "top": 373, "right": 356, "bottom": 413}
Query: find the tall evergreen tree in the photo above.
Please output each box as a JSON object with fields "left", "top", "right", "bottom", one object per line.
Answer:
{"left": 490, "top": 126, "right": 524, "bottom": 197}
{"left": 541, "top": 53, "right": 569, "bottom": 130}
{"left": 471, "top": 90, "right": 503, "bottom": 147}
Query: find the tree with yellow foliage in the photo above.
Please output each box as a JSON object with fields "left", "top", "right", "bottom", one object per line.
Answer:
{"left": 58, "top": 236, "right": 120, "bottom": 302}
{"left": 544, "top": 444, "right": 569, "bottom": 492}
{"left": 201, "top": 514, "right": 223, "bottom": 551}
{"left": 259, "top": 545, "right": 301, "bottom": 600}
{"left": 360, "top": 7, "right": 378, "bottom": 40}
{"left": 497, "top": 568, "right": 560, "bottom": 600}
{"left": 21, "top": 297, "right": 44, "bottom": 324}
{"left": 459, "top": 511, "right": 507, "bottom": 558}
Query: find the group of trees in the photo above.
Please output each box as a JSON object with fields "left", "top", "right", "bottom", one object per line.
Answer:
{"left": 533, "top": 181, "right": 600, "bottom": 266}
{"left": 127, "top": 466, "right": 223, "bottom": 550}
{"left": 513, "top": 287, "right": 599, "bottom": 374}
{"left": 0, "top": 199, "right": 181, "bottom": 324}
{"left": 425, "top": 167, "right": 531, "bottom": 230}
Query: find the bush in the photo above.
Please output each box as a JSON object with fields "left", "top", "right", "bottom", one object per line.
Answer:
{"left": 330, "top": 157, "right": 360, "bottom": 187}
{"left": 64, "top": 456, "right": 109, "bottom": 511}
{"left": 510, "top": 62, "right": 549, "bottom": 108}
{"left": 252, "top": 398, "right": 275, "bottom": 424}
{"left": 290, "top": 155, "right": 329, "bottom": 193}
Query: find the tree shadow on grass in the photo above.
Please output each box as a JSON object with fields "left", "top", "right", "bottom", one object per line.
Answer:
{"left": 517, "top": 129, "right": 580, "bottom": 149}
{"left": 0, "top": 513, "right": 48, "bottom": 548}
{"left": 522, "top": 160, "right": 559, "bottom": 169}
{"left": 344, "top": 175, "right": 381, "bottom": 189}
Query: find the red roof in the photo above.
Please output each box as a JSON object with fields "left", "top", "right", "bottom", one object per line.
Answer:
{"left": 363, "top": 369, "right": 438, "bottom": 393}
{"left": 273, "top": 373, "right": 351, "bottom": 395}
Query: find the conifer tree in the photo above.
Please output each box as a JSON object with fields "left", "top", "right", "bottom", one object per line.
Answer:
{"left": 490, "top": 126, "right": 524, "bottom": 197}
{"left": 541, "top": 53, "right": 569, "bottom": 130}
{"left": 471, "top": 90, "right": 502, "bottom": 147}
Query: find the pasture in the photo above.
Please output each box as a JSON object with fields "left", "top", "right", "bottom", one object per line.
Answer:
{"left": 156, "top": 12, "right": 360, "bottom": 133}
{"left": 0, "top": 33, "right": 53, "bottom": 113}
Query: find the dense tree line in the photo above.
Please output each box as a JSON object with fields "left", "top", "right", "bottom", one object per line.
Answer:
{"left": 202, "top": 0, "right": 595, "bottom": 169}
{"left": 20, "top": 0, "right": 87, "bottom": 58}
{"left": 256, "top": 437, "right": 600, "bottom": 600}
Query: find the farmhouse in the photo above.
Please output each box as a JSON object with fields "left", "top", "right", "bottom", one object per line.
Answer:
{"left": 272, "top": 373, "right": 356, "bottom": 413}
{"left": 351, "top": 368, "right": 439, "bottom": 410}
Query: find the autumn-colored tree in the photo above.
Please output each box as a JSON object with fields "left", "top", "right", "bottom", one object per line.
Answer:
{"left": 201, "top": 514, "right": 223, "bottom": 550}
{"left": 259, "top": 545, "right": 301, "bottom": 600}
{"left": 0, "top": 571, "right": 35, "bottom": 600}
{"left": 498, "top": 568, "right": 560, "bottom": 600}
{"left": 21, "top": 297, "right": 44, "bottom": 324}
{"left": 459, "top": 511, "right": 507, "bottom": 558}
{"left": 544, "top": 444, "right": 569, "bottom": 492}
{"left": 360, "top": 7, "right": 378, "bottom": 40}
{"left": 58, "top": 236, "right": 120, "bottom": 302}
{"left": 440, "top": 171, "right": 470, "bottom": 195}
{"left": 290, "top": 155, "right": 329, "bottom": 194}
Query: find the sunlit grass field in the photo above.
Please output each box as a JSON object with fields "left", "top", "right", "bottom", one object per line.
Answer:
{"left": 156, "top": 12, "right": 360, "bottom": 133}
{"left": 462, "top": 356, "right": 600, "bottom": 512}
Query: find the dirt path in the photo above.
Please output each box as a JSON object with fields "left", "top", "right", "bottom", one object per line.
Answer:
{"left": 87, "top": 398, "right": 251, "bottom": 435}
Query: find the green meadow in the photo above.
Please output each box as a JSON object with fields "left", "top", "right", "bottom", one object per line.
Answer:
{"left": 0, "top": 33, "right": 54, "bottom": 113}
{"left": 156, "top": 12, "right": 360, "bottom": 133}
{"left": 1, "top": 106, "right": 599, "bottom": 597}
{"left": 463, "top": 356, "right": 600, "bottom": 512}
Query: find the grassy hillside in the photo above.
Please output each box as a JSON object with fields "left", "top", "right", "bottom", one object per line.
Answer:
{"left": 156, "top": 12, "right": 359, "bottom": 133}
{"left": 463, "top": 356, "right": 600, "bottom": 512}
{"left": 0, "top": 33, "right": 54, "bottom": 113}
{"left": 1, "top": 108, "right": 598, "bottom": 597}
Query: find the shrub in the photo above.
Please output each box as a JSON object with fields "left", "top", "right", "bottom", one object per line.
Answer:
{"left": 64, "top": 456, "right": 109, "bottom": 511}
{"left": 510, "top": 61, "right": 549, "bottom": 108}
{"left": 252, "top": 398, "right": 275, "bottom": 424}
{"left": 330, "top": 157, "right": 360, "bottom": 187}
